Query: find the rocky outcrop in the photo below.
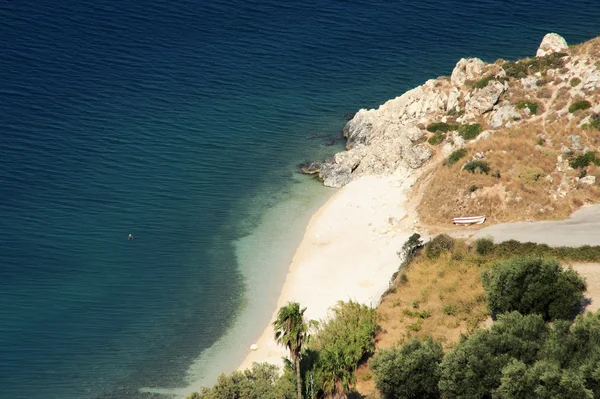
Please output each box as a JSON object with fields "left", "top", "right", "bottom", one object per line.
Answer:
{"left": 489, "top": 103, "right": 521, "bottom": 128}
{"left": 536, "top": 33, "right": 568, "bottom": 57}
{"left": 464, "top": 80, "right": 507, "bottom": 118}
{"left": 451, "top": 58, "right": 485, "bottom": 87}
{"left": 305, "top": 32, "right": 600, "bottom": 189}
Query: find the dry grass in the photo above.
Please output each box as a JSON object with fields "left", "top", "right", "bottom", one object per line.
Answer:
{"left": 355, "top": 241, "right": 488, "bottom": 397}
{"left": 418, "top": 121, "right": 600, "bottom": 227}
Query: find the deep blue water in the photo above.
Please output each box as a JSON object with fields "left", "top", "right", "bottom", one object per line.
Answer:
{"left": 0, "top": 1, "right": 598, "bottom": 398}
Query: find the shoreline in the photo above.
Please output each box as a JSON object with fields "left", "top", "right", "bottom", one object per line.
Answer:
{"left": 239, "top": 170, "right": 419, "bottom": 369}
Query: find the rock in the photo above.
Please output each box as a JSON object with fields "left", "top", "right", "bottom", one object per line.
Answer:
{"left": 580, "top": 176, "right": 596, "bottom": 185}
{"left": 536, "top": 33, "right": 568, "bottom": 57}
{"left": 568, "top": 135, "right": 582, "bottom": 151}
{"left": 446, "top": 88, "right": 461, "bottom": 111}
{"left": 475, "top": 152, "right": 485, "bottom": 159}
{"left": 300, "top": 161, "right": 321, "bottom": 174}
{"left": 465, "top": 80, "right": 506, "bottom": 117}
{"left": 451, "top": 58, "right": 486, "bottom": 87}
{"left": 489, "top": 104, "right": 521, "bottom": 128}
{"left": 561, "top": 145, "right": 571, "bottom": 154}
{"left": 320, "top": 162, "right": 352, "bottom": 188}
{"left": 405, "top": 125, "right": 424, "bottom": 142}
{"left": 583, "top": 70, "right": 600, "bottom": 90}
{"left": 476, "top": 130, "right": 494, "bottom": 141}
{"left": 520, "top": 76, "right": 538, "bottom": 90}
{"left": 452, "top": 133, "right": 466, "bottom": 148}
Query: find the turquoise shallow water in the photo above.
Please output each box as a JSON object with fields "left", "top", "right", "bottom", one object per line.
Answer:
{"left": 1, "top": 1, "right": 599, "bottom": 398}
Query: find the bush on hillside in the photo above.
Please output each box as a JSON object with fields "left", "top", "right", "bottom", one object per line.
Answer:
{"left": 370, "top": 338, "right": 443, "bottom": 399}
{"left": 445, "top": 148, "right": 468, "bottom": 166}
{"left": 427, "top": 132, "right": 445, "bottom": 145}
{"left": 475, "top": 237, "right": 495, "bottom": 255}
{"left": 481, "top": 257, "right": 586, "bottom": 321}
{"left": 426, "top": 122, "right": 459, "bottom": 133}
{"left": 458, "top": 123, "right": 482, "bottom": 140}
{"left": 473, "top": 75, "right": 495, "bottom": 89}
{"left": 516, "top": 100, "right": 539, "bottom": 115}
{"left": 502, "top": 52, "right": 567, "bottom": 79}
{"left": 426, "top": 234, "right": 454, "bottom": 259}
{"left": 570, "top": 77, "right": 582, "bottom": 87}
{"left": 569, "top": 151, "right": 600, "bottom": 169}
{"left": 591, "top": 115, "right": 600, "bottom": 130}
{"left": 463, "top": 160, "right": 490, "bottom": 174}
{"left": 569, "top": 100, "right": 592, "bottom": 113}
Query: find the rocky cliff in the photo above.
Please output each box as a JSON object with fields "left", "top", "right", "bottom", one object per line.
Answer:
{"left": 304, "top": 33, "right": 600, "bottom": 203}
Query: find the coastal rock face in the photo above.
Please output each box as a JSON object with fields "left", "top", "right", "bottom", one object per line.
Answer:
{"left": 317, "top": 81, "right": 458, "bottom": 187}
{"left": 536, "top": 33, "right": 568, "bottom": 57}
{"left": 307, "top": 32, "right": 600, "bottom": 190}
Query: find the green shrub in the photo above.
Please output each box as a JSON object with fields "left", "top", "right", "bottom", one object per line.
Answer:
{"left": 427, "top": 132, "right": 445, "bottom": 145}
{"left": 519, "top": 167, "right": 546, "bottom": 184}
{"left": 516, "top": 101, "right": 539, "bottom": 115}
{"left": 590, "top": 116, "right": 600, "bottom": 130}
{"left": 481, "top": 257, "right": 587, "bottom": 321}
{"left": 463, "top": 160, "right": 490, "bottom": 174}
{"left": 569, "top": 151, "right": 600, "bottom": 169}
{"left": 189, "top": 362, "right": 295, "bottom": 399}
{"left": 473, "top": 75, "right": 495, "bottom": 89}
{"left": 502, "top": 52, "right": 567, "bottom": 79}
{"left": 569, "top": 100, "right": 592, "bottom": 113}
{"left": 426, "top": 234, "right": 454, "bottom": 259}
{"left": 426, "top": 122, "right": 459, "bottom": 133}
{"left": 308, "top": 301, "right": 379, "bottom": 398}
{"left": 458, "top": 123, "right": 482, "bottom": 140}
{"left": 570, "top": 77, "right": 582, "bottom": 87}
{"left": 476, "top": 237, "right": 495, "bottom": 255}
{"left": 370, "top": 338, "right": 444, "bottom": 399}
{"left": 442, "top": 304, "right": 457, "bottom": 316}
{"left": 439, "top": 312, "right": 549, "bottom": 399}
{"left": 446, "top": 148, "right": 468, "bottom": 166}
{"left": 446, "top": 107, "right": 464, "bottom": 117}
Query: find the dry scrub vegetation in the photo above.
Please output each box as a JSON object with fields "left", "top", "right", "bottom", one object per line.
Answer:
{"left": 418, "top": 121, "right": 600, "bottom": 226}
{"left": 417, "top": 36, "right": 600, "bottom": 227}
{"left": 355, "top": 239, "right": 488, "bottom": 397}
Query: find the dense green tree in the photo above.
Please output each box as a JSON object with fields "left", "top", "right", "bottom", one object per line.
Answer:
{"left": 438, "top": 312, "right": 547, "bottom": 399}
{"left": 273, "top": 302, "right": 314, "bottom": 399}
{"left": 186, "top": 362, "right": 294, "bottom": 399}
{"left": 308, "top": 301, "right": 379, "bottom": 398}
{"left": 481, "top": 257, "right": 586, "bottom": 321}
{"left": 542, "top": 312, "right": 600, "bottom": 396}
{"left": 494, "top": 359, "right": 593, "bottom": 399}
{"left": 370, "top": 337, "right": 443, "bottom": 399}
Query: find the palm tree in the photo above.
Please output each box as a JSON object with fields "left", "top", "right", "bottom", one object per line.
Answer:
{"left": 273, "top": 302, "right": 314, "bottom": 399}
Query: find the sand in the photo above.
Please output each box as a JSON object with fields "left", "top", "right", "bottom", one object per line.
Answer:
{"left": 571, "top": 263, "right": 600, "bottom": 313}
{"left": 239, "top": 172, "right": 418, "bottom": 369}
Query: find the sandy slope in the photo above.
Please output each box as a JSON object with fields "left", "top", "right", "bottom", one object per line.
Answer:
{"left": 239, "top": 172, "right": 418, "bottom": 369}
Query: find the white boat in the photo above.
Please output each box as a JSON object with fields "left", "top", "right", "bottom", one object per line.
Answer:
{"left": 452, "top": 216, "right": 486, "bottom": 225}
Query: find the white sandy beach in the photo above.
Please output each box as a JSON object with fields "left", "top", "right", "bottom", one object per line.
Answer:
{"left": 239, "top": 171, "right": 418, "bottom": 369}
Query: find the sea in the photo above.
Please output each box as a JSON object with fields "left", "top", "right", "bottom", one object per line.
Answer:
{"left": 0, "top": 1, "right": 598, "bottom": 398}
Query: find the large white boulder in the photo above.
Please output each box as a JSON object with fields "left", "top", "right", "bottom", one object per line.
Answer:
{"left": 536, "top": 33, "right": 568, "bottom": 57}
{"left": 451, "top": 58, "right": 486, "bottom": 87}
